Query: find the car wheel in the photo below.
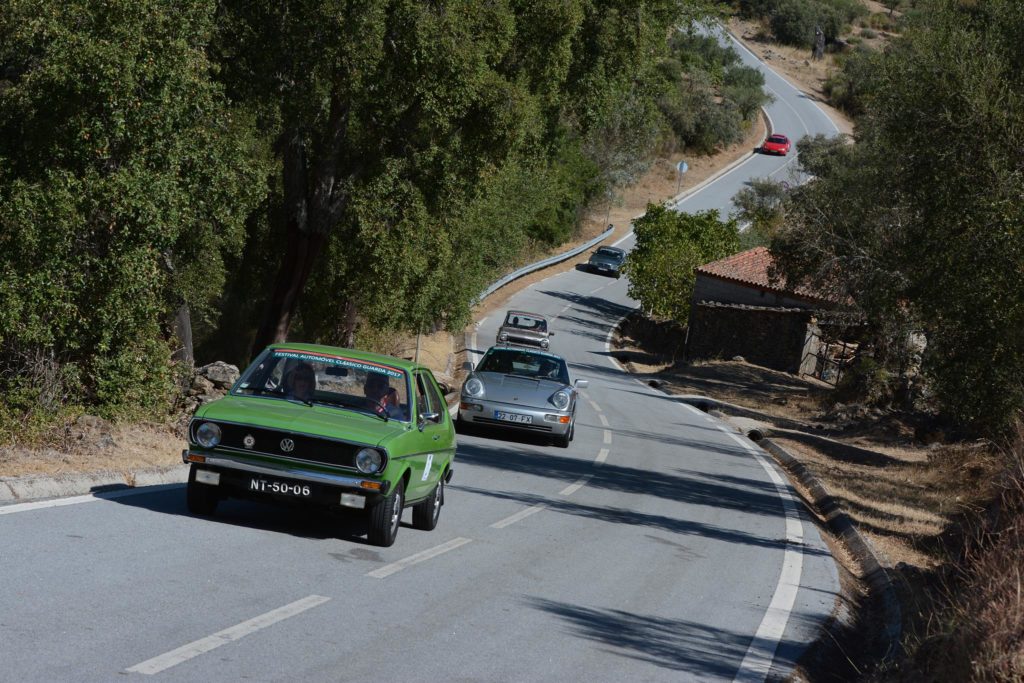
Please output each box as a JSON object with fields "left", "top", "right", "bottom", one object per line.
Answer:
{"left": 569, "top": 421, "right": 575, "bottom": 442}
{"left": 186, "top": 464, "right": 219, "bottom": 516}
{"left": 553, "top": 429, "right": 570, "bottom": 448}
{"left": 412, "top": 478, "right": 443, "bottom": 531}
{"left": 367, "top": 479, "right": 404, "bottom": 547}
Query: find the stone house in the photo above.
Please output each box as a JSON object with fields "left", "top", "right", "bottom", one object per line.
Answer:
{"left": 685, "top": 247, "right": 847, "bottom": 377}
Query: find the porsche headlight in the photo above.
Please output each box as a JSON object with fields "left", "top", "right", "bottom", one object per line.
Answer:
{"left": 498, "top": 332, "right": 508, "bottom": 341}
{"left": 464, "top": 377, "right": 485, "bottom": 398}
{"left": 540, "top": 338, "right": 549, "bottom": 349}
{"left": 551, "top": 390, "right": 570, "bottom": 411}
{"left": 195, "top": 422, "right": 222, "bottom": 449}
{"left": 355, "top": 448, "right": 385, "bottom": 474}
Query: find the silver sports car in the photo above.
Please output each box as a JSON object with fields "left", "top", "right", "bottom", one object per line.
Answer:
{"left": 457, "top": 346, "right": 587, "bottom": 447}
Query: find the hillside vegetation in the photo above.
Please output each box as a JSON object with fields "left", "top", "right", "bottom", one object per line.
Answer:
{"left": 0, "top": 0, "right": 774, "bottom": 441}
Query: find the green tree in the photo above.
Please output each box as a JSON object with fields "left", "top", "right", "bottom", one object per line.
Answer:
{"left": 772, "top": 0, "right": 1024, "bottom": 433}
{"left": 0, "top": 0, "right": 267, "bottom": 419}
{"left": 623, "top": 205, "right": 740, "bottom": 323}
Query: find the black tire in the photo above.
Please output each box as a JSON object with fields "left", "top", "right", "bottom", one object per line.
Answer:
{"left": 569, "top": 421, "right": 575, "bottom": 442}
{"left": 412, "top": 477, "right": 443, "bottom": 531}
{"left": 368, "top": 479, "right": 404, "bottom": 547}
{"left": 186, "top": 464, "right": 219, "bottom": 516}
{"left": 553, "top": 429, "right": 570, "bottom": 448}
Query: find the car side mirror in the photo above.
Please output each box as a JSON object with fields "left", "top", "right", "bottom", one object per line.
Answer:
{"left": 418, "top": 412, "right": 441, "bottom": 430}
{"left": 575, "top": 379, "right": 588, "bottom": 389}
{"left": 548, "top": 332, "right": 555, "bottom": 337}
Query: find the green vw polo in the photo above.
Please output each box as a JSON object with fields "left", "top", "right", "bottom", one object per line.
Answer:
{"left": 183, "top": 343, "right": 456, "bottom": 546}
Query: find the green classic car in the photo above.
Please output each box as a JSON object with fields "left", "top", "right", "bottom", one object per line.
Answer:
{"left": 183, "top": 343, "right": 456, "bottom": 547}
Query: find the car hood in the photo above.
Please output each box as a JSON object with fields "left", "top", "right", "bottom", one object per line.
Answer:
{"left": 194, "top": 394, "right": 411, "bottom": 448}
{"left": 474, "top": 372, "right": 568, "bottom": 407}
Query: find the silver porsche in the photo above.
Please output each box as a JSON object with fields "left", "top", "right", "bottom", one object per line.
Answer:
{"left": 457, "top": 346, "right": 588, "bottom": 447}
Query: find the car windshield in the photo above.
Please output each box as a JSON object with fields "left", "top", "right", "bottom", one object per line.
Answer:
{"left": 477, "top": 349, "right": 569, "bottom": 384}
{"left": 768, "top": 135, "right": 787, "bottom": 143}
{"left": 504, "top": 313, "right": 546, "bottom": 333}
{"left": 595, "top": 248, "right": 623, "bottom": 259}
{"left": 232, "top": 348, "right": 411, "bottom": 421}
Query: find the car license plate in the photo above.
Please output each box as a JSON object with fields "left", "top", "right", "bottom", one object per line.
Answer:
{"left": 249, "top": 477, "right": 312, "bottom": 497}
{"left": 494, "top": 411, "right": 532, "bottom": 424}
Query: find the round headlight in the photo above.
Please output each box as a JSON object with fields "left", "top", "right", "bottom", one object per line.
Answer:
{"left": 551, "top": 390, "right": 570, "bottom": 411}
{"left": 355, "top": 447, "right": 384, "bottom": 474}
{"left": 464, "top": 377, "right": 484, "bottom": 398}
{"left": 540, "top": 339, "right": 549, "bottom": 348}
{"left": 196, "top": 422, "right": 222, "bottom": 449}
{"left": 498, "top": 332, "right": 508, "bottom": 341}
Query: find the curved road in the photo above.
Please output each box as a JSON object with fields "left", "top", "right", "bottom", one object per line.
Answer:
{"left": 0, "top": 28, "right": 840, "bottom": 683}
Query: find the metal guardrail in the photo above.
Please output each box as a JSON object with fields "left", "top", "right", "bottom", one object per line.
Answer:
{"left": 475, "top": 223, "right": 615, "bottom": 304}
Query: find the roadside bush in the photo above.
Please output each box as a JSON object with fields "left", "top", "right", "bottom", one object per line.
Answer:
{"left": 860, "top": 28, "right": 877, "bottom": 39}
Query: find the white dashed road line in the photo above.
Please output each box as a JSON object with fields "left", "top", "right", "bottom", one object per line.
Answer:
{"left": 603, "top": 430, "right": 612, "bottom": 444}
{"left": 588, "top": 400, "right": 601, "bottom": 412}
{"left": 560, "top": 476, "right": 593, "bottom": 496}
{"left": 598, "top": 414, "right": 610, "bottom": 427}
{"left": 125, "top": 595, "right": 331, "bottom": 675}
{"left": 595, "top": 448, "right": 609, "bottom": 465}
{"left": 367, "top": 537, "right": 474, "bottom": 579}
{"left": 490, "top": 504, "right": 547, "bottom": 529}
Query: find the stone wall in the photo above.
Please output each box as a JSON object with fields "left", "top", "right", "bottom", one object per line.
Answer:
{"left": 686, "top": 302, "right": 820, "bottom": 374}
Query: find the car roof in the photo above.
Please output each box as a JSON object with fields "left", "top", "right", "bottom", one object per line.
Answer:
{"left": 266, "top": 342, "right": 420, "bottom": 373}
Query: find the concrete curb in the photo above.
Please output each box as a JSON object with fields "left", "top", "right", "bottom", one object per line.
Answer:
{"left": 0, "top": 465, "right": 189, "bottom": 506}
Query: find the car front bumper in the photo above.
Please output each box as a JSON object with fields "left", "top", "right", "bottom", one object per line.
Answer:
{"left": 458, "top": 400, "right": 572, "bottom": 436}
{"left": 182, "top": 449, "right": 391, "bottom": 508}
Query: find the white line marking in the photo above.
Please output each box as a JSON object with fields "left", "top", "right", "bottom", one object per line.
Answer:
{"left": 367, "top": 537, "right": 473, "bottom": 579}
{"left": 595, "top": 448, "right": 609, "bottom": 465}
{"left": 588, "top": 285, "right": 604, "bottom": 295}
{"left": 598, "top": 414, "right": 610, "bottom": 427}
{"left": 126, "top": 595, "right": 330, "bottom": 675}
{"left": 603, "top": 430, "right": 612, "bottom": 444}
{"left": 732, "top": 440, "right": 804, "bottom": 683}
{"left": 579, "top": 390, "right": 590, "bottom": 400}
{"left": 588, "top": 400, "right": 602, "bottom": 412}
{"left": 560, "top": 476, "right": 592, "bottom": 496}
{"left": 0, "top": 484, "right": 183, "bottom": 516}
{"left": 679, "top": 404, "right": 806, "bottom": 683}
{"left": 490, "top": 504, "right": 546, "bottom": 529}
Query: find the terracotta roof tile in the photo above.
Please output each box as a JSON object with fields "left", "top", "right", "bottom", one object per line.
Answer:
{"left": 696, "top": 247, "right": 834, "bottom": 303}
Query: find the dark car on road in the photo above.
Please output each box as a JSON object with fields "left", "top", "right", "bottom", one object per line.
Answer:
{"left": 586, "top": 246, "right": 626, "bottom": 278}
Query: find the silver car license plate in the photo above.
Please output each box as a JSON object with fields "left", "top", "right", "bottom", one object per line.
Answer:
{"left": 494, "top": 411, "right": 532, "bottom": 424}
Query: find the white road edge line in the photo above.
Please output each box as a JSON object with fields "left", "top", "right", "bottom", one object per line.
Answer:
{"left": 490, "top": 504, "right": 546, "bottom": 529}
{"left": 1, "top": 484, "right": 183, "bottom": 516}
{"left": 367, "top": 537, "right": 473, "bottom": 579}
{"left": 679, "top": 405, "right": 805, "bottom": 683}
{"left": 125, "top": 595, "right": 331, "bottom": 675}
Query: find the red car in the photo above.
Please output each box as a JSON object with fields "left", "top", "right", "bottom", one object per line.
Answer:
{"left": 761, "top": 134, "right": 791, "bottom": 156}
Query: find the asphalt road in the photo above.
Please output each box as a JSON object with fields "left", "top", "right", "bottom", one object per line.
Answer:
{"left": 0, "top": 27, "right": 841, "bottom": 683}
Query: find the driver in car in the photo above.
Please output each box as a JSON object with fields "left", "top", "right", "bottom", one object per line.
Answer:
{"left": 364, "top": 372, "right": 404, "bottom": 419}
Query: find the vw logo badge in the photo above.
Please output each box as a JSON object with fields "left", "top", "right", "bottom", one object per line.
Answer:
{"left": 280, "top": 438, "right": 295, "bottom": 453}
{"left": 243, "top": 434, "right": 255, "bottom": 449}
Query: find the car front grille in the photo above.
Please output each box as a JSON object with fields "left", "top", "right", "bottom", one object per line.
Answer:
{"left": 214, "top": 423, "right": 361, "bottom": 470}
